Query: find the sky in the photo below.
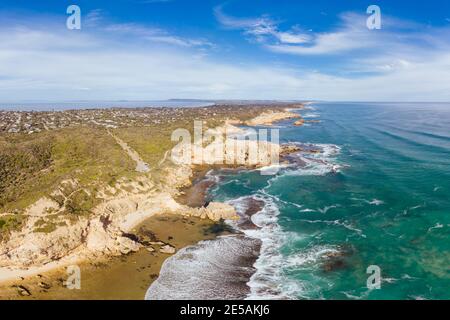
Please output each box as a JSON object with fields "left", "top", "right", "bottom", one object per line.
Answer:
{"left": 0, "top": 0, "right": 450, "bottom": 102}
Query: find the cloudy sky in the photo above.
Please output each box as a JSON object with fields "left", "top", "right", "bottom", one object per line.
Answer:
{"left": 1, "top": 0, "right": 450, "bottom": 101}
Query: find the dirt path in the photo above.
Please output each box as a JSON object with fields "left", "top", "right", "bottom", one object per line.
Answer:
{"left": 108, "top": 130, "right": 150, "bottom": 173}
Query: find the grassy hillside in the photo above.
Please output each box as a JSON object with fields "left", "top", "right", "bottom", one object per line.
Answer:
{"left": 0, "top": 128, "right": 136, "bottom": 215}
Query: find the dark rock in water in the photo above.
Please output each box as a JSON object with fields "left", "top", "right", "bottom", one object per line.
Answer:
{"left": 322, "top": 259, "right": 346, "bottom": 272}
{"left": 244, "top": 198, "right": 266, "bottom": 217}
{"left": 233, "top": 197, "right": 265, "bottom": 230}
{"left": 321, "top": 245, "right": 355, "bottom": 272}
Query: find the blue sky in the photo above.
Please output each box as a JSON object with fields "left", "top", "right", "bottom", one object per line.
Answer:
{"left": 0, "top": 0, "right": 450, "bottom": 101}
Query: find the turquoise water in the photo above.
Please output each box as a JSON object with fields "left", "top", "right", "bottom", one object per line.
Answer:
{"left": 209, "top": 102, "right": 450, "bottom": 300}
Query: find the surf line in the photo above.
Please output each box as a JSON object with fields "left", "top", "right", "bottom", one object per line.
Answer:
{"left": 180, "top": 304, "right": 215, "bottom": 318}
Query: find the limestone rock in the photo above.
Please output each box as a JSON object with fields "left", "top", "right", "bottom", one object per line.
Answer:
{"left": 205, "top": 202, "right": 238, "bottom": 221}
{"left": 280, "top": 144, "right": 302, "bottom": 155}
{"left": 117, "top": 236, "right": 141, "bottom": 255}
{"left": 160, "top": 244, "right": 176, "bottom": 254}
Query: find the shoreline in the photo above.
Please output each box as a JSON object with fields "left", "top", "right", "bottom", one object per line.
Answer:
{"left": 146, "top": 195, "right": 266, "bottom": 300}
{"left": 0, "top": 104, "right": 305, "bottom": 299}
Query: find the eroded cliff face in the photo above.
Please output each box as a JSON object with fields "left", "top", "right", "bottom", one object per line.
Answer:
{"left": 0, "top": 163, "right": 238, "bottom": 270}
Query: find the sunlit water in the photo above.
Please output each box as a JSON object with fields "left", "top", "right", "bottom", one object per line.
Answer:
{"left": 208, "top": 102, "right": 450, "bottom": 300}
{"left": 147, "top": 102, "right": 450, "bottom": 300}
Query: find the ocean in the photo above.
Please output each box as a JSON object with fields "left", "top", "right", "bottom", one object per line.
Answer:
{"left": 147, "top": 102, "right": 450, "bottom": 300}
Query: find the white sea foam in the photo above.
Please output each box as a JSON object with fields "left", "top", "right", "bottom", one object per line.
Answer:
{"left": 243, "top": 196, "right": 301, "bottom": 299}
{"left": 226, "top": 195, "right": 295, "bottom": 299}
{"left": 145, "top": 235, "right": 260, "bottom": 300}
{"left": 228, "top": 196, "right": 343, "bottom": 299}
{"left": 302, "top": 113, "right": 320, "bottom": 118}
{"left": 350, "top": 197, "right": 385, "bottom": 206}
{"left": 427, "top": 223, "right": 444, "bottom": 232}
{"left": 242, "top": 143, "right": 346, "bottom": 298}
{"left": 368, "top": 199, "right": 384, "bottom": 206}
{"left": 147, "top": 141, "right": 347, "bottom": 300}
{"left": 317, "top": 205, "right": 340, "bottom": 214}
{"left": 281, "top": 143, "right": 343, "bottom": 177}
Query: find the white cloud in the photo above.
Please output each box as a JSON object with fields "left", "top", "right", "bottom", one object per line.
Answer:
{"left": 100, "top": 21, "right": 214, "bottom": 48}
{"left": 216, "top": 9, "right": 450, "bottom": 59}
{"left": 85, "top": 9, "right": 104, "bottom": 27}
{"left": 0, "top": 12, "right": 449, "bottom": 102}
{"left": 214, "top": 5, "right": 310, "bottom": 44}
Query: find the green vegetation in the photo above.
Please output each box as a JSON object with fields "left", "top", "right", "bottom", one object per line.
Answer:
{"left": 0, "top": 127, "right": 136, "bottom": 215}
{"left": 0, "top": 134, "right": 53, "bottom": 209}
{"left": 33, "top": 218, "right": 57, "bottom": 234}
{"left": 0, "top": 215, "right": 23, "bottom": 241}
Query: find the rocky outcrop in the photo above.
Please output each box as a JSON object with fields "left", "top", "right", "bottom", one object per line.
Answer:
{"left": 204, "top": 202, "right": 238, "bottom": 221}
{"left": 0, "top": 219, "right": 89, "bottom": 268}
{"left": 180, "top": 202, "right": 238, "bottom": 222}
